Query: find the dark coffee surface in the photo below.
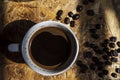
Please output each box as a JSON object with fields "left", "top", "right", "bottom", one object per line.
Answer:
{"left": 31, "top": 32, "right": 70, "bottom": 66}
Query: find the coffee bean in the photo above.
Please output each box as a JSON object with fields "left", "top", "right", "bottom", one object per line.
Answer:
{"left": 111, "top": 73, "right": 117, "bottom": 78}
{"left": 102, "top": 70, "right": 109, "bottom": 75}
{"left": 89, "top": 28, "right": 97, "bottom": 33}
{"left": 83, "top": 51, "right": 93, "bottom": 58}
{"left": 91, "top": 33, "right": 99, "bottom": 39}
{"left": 76, "top": 5, "right": 83, "bottom": 12}
{"left": 115, "top": 68, "right": 120, "bottom": 74}
{"left": 98, "top": 73, "right": 104, "bottom": 78}
{"left": 72, "top": 14, "right": 80, "bottom": 20}
{"left": 103, "top": 47, "right": 109, "bottom": 53}
{"left": 117, "top": 48, "right": 120, "bottom": 53}
{"left": 109, "top": 43, "right": 115, "bottom": 48}
{"left": 89, "top": 0, "right": 95, "bottom": 3}
{"left": 82, "top": 0, "right": 89, "bottom": 5}
{"left": 110, "top": 57, "right": 118, "bottom": 62}
{"left": 106, "top": 52, "right": 112, "bottom": 56}
{"left": 101, "top": 42, "right": 107, "bottom": 48}
{"left": 86, "top": 10, "right": 95, "bottom": 16}
{"left": 92, "top": 45, "right": 99, "bottom": 50}
{"left": 102, "top": 55, "right": 109, "bottom": 60}
{"left": 109, "top": 36, "right": 117, "bottom": 42}
{"left": 89, "top": 63, "right": 97, "bottom": 70}
{"left": 117, "top": 41, "right": 120, "bottom": 47}
{"left": 95, "top": 24, "right": 103, "bottom": 29}
{"left": 68, "top": 12, "right": 73, "bottom": 17}
{"left": 64, "top": 17, "right": 70, "bottom": 24}
{"left": 76, "top": 60, "right": 83, "bottom": 66}
{"left": 84, "top": 41, "right": 91, "bottom": 47}
{"left": 96, "top": 61, "right": 105, "bottom": 70}
{"left": 56, "top": 10, "right": 63, "bottom": 16}
{"left": 103, "top": 39, "right": 109, "bottom": 44}
{"left": 104, "top": 61, "right": 112, "bottom": 65}
{"left": 110, "top": 50, "right": 118, "bottom": 57}
{"left": 94, "top": 49, "right": 103, "bottom": 55}
{"left": 92, "top": 56, "right": 99, "bottom": 63}
{"left": 89, "top": 43, "right": 96, "bottom": 49}
{"left": 80, "top": 64, "right": 88, "bottom": 73}
{"left": 70, "top": 21, "right": 75, "bottom": 27}
{"left": 92, "top": 45, "right": 101, "bottom": 53}
{"left": 56, "top": 16, "right": 62, "bottom": 20}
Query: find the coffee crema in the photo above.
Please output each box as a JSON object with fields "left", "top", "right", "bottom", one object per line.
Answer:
{"left": 29, "top": 27, "right": 71, "bottom": 70}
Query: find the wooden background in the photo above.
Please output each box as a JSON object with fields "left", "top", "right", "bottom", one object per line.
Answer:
{"left": 0, "top": 0, "right": 120, "bottom": 80}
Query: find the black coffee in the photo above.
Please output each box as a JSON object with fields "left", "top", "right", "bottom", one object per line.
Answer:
{"left": 30, "top": 28, "right": 70, "bottom": 69}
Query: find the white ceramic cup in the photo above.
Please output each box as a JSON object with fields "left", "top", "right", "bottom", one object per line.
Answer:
{"left": 8, "top": 21, "right": 79, "bottom": 76}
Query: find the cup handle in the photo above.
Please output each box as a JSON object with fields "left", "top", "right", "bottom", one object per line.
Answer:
{"left": 8, "top": 43, "right": 20, "bottom": 52}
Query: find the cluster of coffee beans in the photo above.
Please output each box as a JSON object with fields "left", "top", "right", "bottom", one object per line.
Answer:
{"left": 56, "top": 7, "right": 81, "bottom": 27}
{"left": 101, "top": 36, "right": 120, "bottom": 78}
{"left": 77, "top": 30, "right": 120, "bottom": 79}
{"left": 75, "top": 0, "right": 120, "bottom": 79}
{"left": 56, "top": 0, "right": 96, "bottom": 27}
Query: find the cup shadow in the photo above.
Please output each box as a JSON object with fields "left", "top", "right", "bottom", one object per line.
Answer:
{"left": 0, "top": 19, "right": 36, "bottom": 63}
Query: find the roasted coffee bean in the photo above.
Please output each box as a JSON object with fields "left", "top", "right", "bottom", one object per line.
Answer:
{"left": 80, "top": 64, "right": 88, "bottom": 73}
{"left": 89, "top": 0, "right": 95, "bottom": 3}
{"left": 56, "top": 10, "right": 63, "bottom": 16}
{"left": 68, "top": 12, "right": 73, "bottom": 17}
{"left": 111, "top": 73, "right": 117, "bottom": 78}
{"left": 96, "top": 61, "right": 105, "bottom": 70}
{"left": 117, "top": 48, "right": 120, "bottom": 53}
{"left": 89, "top": 63, "right": 97, "bottom": 70}
{"left": 92, "top": 45, "right": 99, "bottom": 51}
{"left": 95, "top": 24, "right": 103, "bottom": 29}
{"left": 89, "top": 43, "right": 96, "bottom": 48}
{"left": 109, "top": 36, "right": 117, "bottom": 42}
{"left": 103, "top": 39, "right": 109, "bottom": 44}
{"left": 76, "top": 60, "right": 83, "bottom": 66}
{"left": 70, "top": 21, "right": 75, "bottom": 27}
{"left": 101, "top": 42, "right": 107, "bottom": 48}
{"left": 72, "top": 14, "right": 80, "bottom": 20}
{"left": 101, "top": 39, "right": 109, "bottom": 48}
{"left": 115, "top": 68, "right": 120, "bottom": 74}
{"left": 109, "top": 43, "right": 115, "bottom": 48}
{"left": 94, "top": 49, "right": 103, "bottom": 54}
{"left": 82, "top": 0, "right": 89, "bottom": 5}
{"left": 102, "top": 55, "right": 109, "bottom": 60}
{"left": 89, "top": 28, "right": 97, "bottom": 33}
{"left": 110, "top": 50, "right": 118, "bottom": 57}
{"left": 104, "top": 61, "right": 112, "bottom": 65}
{"left": 117, "top": 41, "right": 120, "bottom": 47}
{"left": 64, "top": 17, "right": 70, "bottom": 24}
{"left": 84, "top": 41, "right": 90, "bottom": 47}
{"left": 91, "top": 33, "right": 99, "bottom": 39}
{"left": 92, "top": 56, "right": 99, "bottom": 63}
{"left": 92, "top": 46, "right": 103, "bottom": 54}
{"left": 83, "top": 51, "right": 93, "bottom": 58}
{"left": 98, "top": 73, "right": 104, "bottom": 78}
{"left": 106, "top": 52, "right": 112, "bottom": 56}
{"left": 56, "top": 16, "right": 62, "bottom": 20}
{"left": 110, "top": 57, "right": 118, "bottom": 62}
{"left": 102, "top": 70, "right": 109, "bottom": 75}
{"left": 103, "top": 47, "right": 109, "bottom": 53}
{"left": 86, "top": 10, "right": 95, "bottom": 16}
{"left": 76, "top": 5, "right": 83, "bottom": 12}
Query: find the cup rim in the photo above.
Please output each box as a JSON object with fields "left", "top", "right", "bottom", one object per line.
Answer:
{"left": 22, "top": 21, "right": 79, "bottom": 76}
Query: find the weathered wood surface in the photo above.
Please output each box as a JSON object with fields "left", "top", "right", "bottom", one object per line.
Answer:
{"left": 0, "top": 0, "right": 120, "bottom": 80}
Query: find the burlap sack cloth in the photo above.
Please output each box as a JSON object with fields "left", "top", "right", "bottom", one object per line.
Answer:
{"left": 0, "top": 0, "right": 120, "bottom": 80}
